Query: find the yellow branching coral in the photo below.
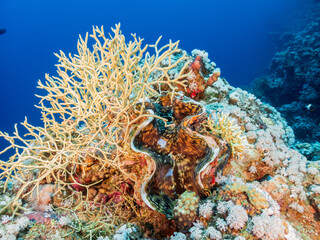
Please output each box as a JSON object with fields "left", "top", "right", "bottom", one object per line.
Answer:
{"left": 0, "top": 24, "right": 190, "bottom": 224}
{"left": 207, "top": 112, "right": 249, "bottom": 159}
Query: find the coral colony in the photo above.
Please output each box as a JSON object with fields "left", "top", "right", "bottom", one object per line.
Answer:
{"left": 0, "top": 24, "right": 320, "bottom": 239}
{"left": 251, "top": 10, "right": 320, "bottom": 146}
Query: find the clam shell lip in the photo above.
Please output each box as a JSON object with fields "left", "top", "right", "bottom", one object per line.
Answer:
{"left": 131, "top": 96, "right": 220, "bottom": 214}
{"left": 182, "top": 100, "right": 220, "bottom": 189}
{"left": 130, "top": 109, "right": 156, "bottom": 210}
{"left": 198, "top": 143, "right": 220, "bottom": 188}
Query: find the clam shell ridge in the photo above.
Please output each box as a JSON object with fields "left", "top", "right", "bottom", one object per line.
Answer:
{"left": 131, "top": 96, "right": 223, "bottom": 219}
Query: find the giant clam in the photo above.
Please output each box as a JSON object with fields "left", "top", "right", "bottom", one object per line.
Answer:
{"left": 131, "top": 95, "right": 230, "bottom": 219}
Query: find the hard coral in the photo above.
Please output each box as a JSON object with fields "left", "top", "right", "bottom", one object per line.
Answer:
{"left": 0, "top": 24, "right": 189, "bottom": 236}
{"left": 0, "top": 23, "right": 320, "bottom": 240}
{"left": 173, "top": 191, "right": 199, "bottom": 232}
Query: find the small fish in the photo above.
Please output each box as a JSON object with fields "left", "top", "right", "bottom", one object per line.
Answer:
{"left": 306, "top": 104, "right": 312, "bottom": 110}
{"left": 0, "top": 29, "right": 6, "bottom": 35}
{"left": 306, "top": 103, "right": 318, "bottom": 111}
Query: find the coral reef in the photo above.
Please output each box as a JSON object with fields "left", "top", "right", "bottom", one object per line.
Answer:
{"left": 250, "top": 3, "right": 320, "bottom": 144}
{"left": 0, "top": 24, "right": 320, "bottom": 239}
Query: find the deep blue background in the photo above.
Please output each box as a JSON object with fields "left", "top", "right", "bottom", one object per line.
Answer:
{"left": 0, "top": 0, "right": 310, "bottom": 159}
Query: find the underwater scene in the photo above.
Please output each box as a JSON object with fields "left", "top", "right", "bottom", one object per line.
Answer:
{"left": 0, "top": 0, "right": 320, "bottom": 239}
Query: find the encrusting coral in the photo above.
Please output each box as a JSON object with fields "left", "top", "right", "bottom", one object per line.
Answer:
{"left": 0, "top": 24, "right": 320, "bottom": 240}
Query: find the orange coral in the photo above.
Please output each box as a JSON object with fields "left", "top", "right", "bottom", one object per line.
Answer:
{"left": 190, "top": 56, "right": 203, "bottom": 72}
{"left": 207, "top": 68, "right": 221, "bottom": 86}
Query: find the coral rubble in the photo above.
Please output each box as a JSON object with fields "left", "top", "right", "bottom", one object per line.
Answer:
{"left": 0, "top": 24, "right": 320, "bottom": 239}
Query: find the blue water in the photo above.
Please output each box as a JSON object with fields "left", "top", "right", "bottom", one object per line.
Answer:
{"left": 0, "top": 0, "right": 310, "bottom": 158}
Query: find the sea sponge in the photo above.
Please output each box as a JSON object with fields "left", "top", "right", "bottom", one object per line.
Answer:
{"left": 173, "top": 191, "right": 200, "bottom": 231}
{"left": 207, "top": 68, "right": 221, "bottom": 86}
{"left": 190, "top": 56, "right": 203, "bottom": 71}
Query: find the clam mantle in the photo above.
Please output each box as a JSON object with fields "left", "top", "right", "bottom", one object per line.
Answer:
{"left": 131, "top": 95, "right": 231, "bottom": 218}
